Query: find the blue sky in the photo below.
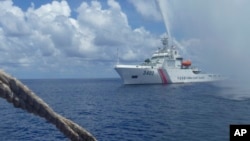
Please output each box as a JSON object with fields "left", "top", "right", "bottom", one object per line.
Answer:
{"left": 1, "top": 0, "right": 250, "bottom": 79}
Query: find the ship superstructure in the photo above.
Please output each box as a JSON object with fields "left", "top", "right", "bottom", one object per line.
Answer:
{"left": 114, "top": 38, "right": 221, "bottom": 84}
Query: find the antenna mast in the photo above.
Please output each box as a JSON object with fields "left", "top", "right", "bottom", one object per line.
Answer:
{"left": 161, "top": 37, "right": 169, "bottom": 50}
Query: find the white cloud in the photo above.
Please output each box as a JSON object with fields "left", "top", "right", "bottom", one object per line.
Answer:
{"left": 0, "top": 0, "right": 160, "bottom": 78}
{"left": 108, "top": 0, "right": 122, "bottom": 11}
{"left": 76, "top": 1, "right": 159, "bottom": 61}
{"left": 28, "top": 0, "right": 71, "bottom": 20}
{"left": 128, "top": 0, "right": 162, "bottom": 21}
{"left": 0, "top": 1, "right": 30, "bottom": 36}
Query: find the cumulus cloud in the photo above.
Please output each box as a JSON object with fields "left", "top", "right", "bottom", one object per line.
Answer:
{"left": 0, "top": 0, "right": 160, "bottom": 78}
{"left": 76, "top": 0, "right": 160, "bottom": 61}
{"left": 128, "top": 0, "right": 162, "bottom": 21}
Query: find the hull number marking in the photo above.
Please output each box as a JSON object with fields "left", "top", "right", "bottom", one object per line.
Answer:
{"left": 143, "top": 70, "right": 154, "bottom": 75}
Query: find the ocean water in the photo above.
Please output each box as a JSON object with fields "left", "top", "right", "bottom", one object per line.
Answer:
{"left": 0, "top": 79, "right": 250, "bottom": 141}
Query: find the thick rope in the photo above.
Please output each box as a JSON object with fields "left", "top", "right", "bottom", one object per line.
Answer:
{"left": 0, "top": 70, "right": 97, "bottom": 141}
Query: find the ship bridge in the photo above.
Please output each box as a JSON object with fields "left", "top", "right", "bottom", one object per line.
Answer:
{"left": 146, "top": 37, "right": 182, "bottom": 68}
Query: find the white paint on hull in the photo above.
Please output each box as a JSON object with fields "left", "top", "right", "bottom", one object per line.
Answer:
{"left": 114, "top": 38, "right": 222, "bottom": 85}
{"left": 115, "top": 65, "right": 221, "bottom": 84}
{"left": 114, "top": 65, "right": 162, "bottom": 84}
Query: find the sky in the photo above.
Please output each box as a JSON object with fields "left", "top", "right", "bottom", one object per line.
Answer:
{"left": 1, "top": 0, "right": 250, "bottom": 79}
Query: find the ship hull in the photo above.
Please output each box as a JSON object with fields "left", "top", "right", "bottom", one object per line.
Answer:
{"left": 115, "top": 65, "right": 221, "bottom": 84}
{"left": 115, "top": 65, "right": 163, "bottom": 84}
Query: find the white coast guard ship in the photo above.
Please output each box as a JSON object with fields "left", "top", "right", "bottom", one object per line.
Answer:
{"left": 114, "top": 38, "right": 221, "bottom": 84}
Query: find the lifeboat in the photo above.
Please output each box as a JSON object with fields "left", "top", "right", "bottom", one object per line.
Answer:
{"left": 182, "top": 60, "right": 191, "bottom": 66}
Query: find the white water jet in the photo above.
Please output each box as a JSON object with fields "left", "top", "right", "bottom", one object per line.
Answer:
{"left": 155, "top": 0, "right": 250, "bottom": 100}
{"left": 156, "top": 0, "right": 172, "bottom": 43}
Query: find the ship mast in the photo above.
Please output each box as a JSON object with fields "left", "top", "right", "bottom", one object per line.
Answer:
{"left": 161, "top": 37, "right": 175, "bottom": 60}
{"left": 161, "top": 37, "right": 169, "bottom": 51}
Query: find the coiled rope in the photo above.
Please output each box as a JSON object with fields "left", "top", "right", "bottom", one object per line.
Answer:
{"left": 0, "top": 70, "right": 97, "bottom": 141}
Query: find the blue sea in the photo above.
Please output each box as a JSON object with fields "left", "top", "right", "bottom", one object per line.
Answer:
{"left": 1, "top": 78, "right": 250, "bottom": 141}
